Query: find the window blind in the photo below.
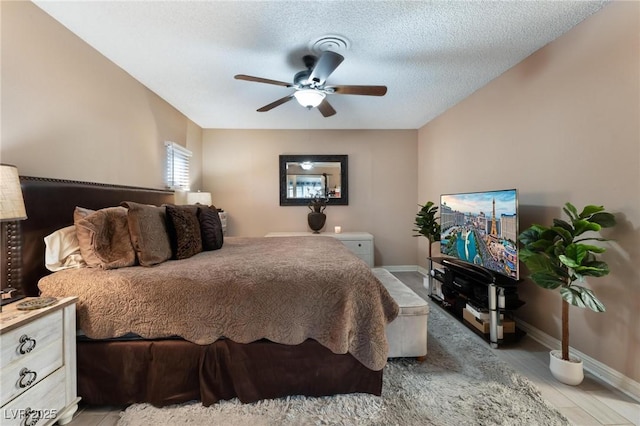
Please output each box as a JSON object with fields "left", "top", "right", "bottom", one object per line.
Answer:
{"left": 165, "top": 142, "right": 192, "bottom": 191}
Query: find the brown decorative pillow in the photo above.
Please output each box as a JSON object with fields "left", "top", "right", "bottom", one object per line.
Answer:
{"left": 121, "top": 201, "right": 172, "bottom": 266}
{"left": 74, "top": 206, "right": 136, "bottom": 269}
{"left": 198, "top": 205, "right": 224, "bottom": 251}
{"left": 165, "top": 205, "right": 203, "bottom": 259}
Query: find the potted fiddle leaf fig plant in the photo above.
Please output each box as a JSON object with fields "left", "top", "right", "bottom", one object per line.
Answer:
{"left": 413, "top": 201, "right": 441, "bottom": 259}
{"left": 518, "top": 203, "right": 615, "bottom": 385}
{"left": 414, "top": 201, "right": 442, "bottom": 297}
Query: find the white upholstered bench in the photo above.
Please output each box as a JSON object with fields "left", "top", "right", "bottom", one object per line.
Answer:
{"left": 372, "top": 268, "right": 429, "bottom": 359}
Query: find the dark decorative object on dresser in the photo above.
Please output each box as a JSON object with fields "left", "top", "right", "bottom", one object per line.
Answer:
{"left": 307, "top": 194, "right": 328, "bottom": 233}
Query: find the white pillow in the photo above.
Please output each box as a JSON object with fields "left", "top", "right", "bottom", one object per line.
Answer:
{"left": 44, "top": 225, "right": 87, "bottom": 271}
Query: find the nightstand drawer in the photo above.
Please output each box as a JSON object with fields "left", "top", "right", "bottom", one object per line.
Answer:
{"left": 1, "top": 368, "right": 66, "bottom": 426}
{"left": 1, "top": 297, "right": 79, "bottom": 426}
{"left": 1, "top": 339, "right": 63, "bottom": 406}
{"left": 341, "top": 239, "right": 373, "bottom": 255}
{"left": 0, "top": 310, "right": 62, "bottom": 370}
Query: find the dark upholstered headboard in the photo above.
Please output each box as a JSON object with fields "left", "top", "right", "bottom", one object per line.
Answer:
{"left": 18, "top": 176, "right": 174, "bottom": 296}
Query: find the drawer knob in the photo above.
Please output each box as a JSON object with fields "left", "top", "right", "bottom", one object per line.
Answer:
{"left": 17, "top": 368, "right": 38, "bottom": 389}
{"left": 18, "top": 334, "right": 37, "bottom": 354}
{"left": 22, "top": 407, "right": 41, "bottom": 426}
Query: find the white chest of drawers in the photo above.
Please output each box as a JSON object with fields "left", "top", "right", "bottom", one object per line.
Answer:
{"left": 265, "top": 231, "right": 374, "bottom": 267}
{"left": 1, "top": 297, "right": 80, "bottom": 426}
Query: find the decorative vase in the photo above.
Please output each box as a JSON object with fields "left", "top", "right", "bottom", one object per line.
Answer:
{"left": 549, "top": 350, "right": 584, "bottom": 386}
{"left": 307, "top": 211, "right": 326, "bottom": 233}
{"left": 308, "top": 197, "right": 327, "bottom": 234}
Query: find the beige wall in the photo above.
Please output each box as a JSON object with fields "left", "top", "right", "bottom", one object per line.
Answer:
{"left": 418, "top": 1, "right": 639, "bottom": 382}
{"left": 202, "top": 129, "right": 418, "bottom": 267}
{"left": 0, "top": 1, "right": 202, "bottom": 190}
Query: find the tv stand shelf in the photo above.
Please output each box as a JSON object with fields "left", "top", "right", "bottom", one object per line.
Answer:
{"left": 428, "top": 257, "right": 525, "bottom": 348}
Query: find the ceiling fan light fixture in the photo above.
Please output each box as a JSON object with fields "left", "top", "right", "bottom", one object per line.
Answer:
{"left": 294, "top": 89, "right": 325, "bottom": 108}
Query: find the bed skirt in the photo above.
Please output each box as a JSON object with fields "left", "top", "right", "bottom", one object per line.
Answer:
{"left": 77, "top": 338, "right": 383, "bottom": 407}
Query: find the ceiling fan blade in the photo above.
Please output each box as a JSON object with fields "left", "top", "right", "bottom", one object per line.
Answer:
{"left": 308, "top": 51, "right": 344, "bottom": 85}
{"left": 235, "top": 74, "right": 292, "bottom": 87}
{"left": 257, "top": 94, "right": 294, "bottom": 112}
{"left": 331, "top": 85, "right": 388, "bottom": 96}
{"left": 317, "top": 99, "right": 336, "bottom": 117}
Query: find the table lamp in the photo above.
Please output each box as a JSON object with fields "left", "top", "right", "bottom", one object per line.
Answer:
{"left": 186, "top": 191, "right": 212, "bottom": 206}
{"left": 1, "top": 164, "right": 27, "bottom": 306}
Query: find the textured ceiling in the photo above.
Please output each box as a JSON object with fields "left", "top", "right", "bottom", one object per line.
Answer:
{"left": 33, "top": 1, "right": 608, "bottom": 130}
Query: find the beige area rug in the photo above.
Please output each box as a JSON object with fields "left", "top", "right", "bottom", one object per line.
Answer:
{"left": 118, "top": 302, "right": 568, "bottom": 425}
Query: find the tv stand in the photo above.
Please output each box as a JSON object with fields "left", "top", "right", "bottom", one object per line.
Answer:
{"left": 428, "top": 257, "right": 524, "bottom": 348}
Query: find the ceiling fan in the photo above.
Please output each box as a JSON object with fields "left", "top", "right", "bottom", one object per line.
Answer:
{"left": 234, "top": 51, "right": 387, "bottom": 117}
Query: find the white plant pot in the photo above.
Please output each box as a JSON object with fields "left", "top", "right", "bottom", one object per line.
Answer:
{"left": 549, "top": 350, "right": 584, "bottom": 386}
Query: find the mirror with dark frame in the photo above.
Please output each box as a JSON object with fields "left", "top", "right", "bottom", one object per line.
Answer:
{"left": 279, "top": 155, "right": 348, "bottom": 206}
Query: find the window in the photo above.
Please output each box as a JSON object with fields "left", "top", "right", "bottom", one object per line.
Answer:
{"left": 165, "top": 142, "right": 192, "bottom": 190}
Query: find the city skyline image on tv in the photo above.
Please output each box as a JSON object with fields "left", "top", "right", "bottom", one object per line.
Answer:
{"left": 440, "top": 189, "right": 518, "bottom": 280}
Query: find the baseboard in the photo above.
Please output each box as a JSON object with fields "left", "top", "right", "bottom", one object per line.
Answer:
{"left": 380, "top": 264, "right": 432, "bottom": 276}
{"left": 516, "top": 318, "right": 640, "bottom": 403}
{"left": 416, "top": 265, "right": 430, "bottom": 277}
{"left": 381, "top": 265, "right": 419, "bottom": 272}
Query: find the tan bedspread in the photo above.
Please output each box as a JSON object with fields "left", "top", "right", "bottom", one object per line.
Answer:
{"left": 38, "top": 236, "right": 399, "bottom": 370}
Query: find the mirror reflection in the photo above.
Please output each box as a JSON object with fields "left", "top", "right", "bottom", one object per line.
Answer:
{"left": 279, "top": 155, "right": 348, "bottom": 206}
{"left": 286, "top": 163, "right": 341, "bottom": 199}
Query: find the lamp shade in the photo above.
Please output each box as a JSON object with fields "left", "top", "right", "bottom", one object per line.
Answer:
{"left": 0, "top": 164, "right": 27, "bottom": 221}
{"left": 294, "top": 89, "right": 326, "bottom": 108}
{"left": 186, "top": 191, "right": 212, "bottom": 206}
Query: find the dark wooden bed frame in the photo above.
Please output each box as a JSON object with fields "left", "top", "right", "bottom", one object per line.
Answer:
{"left": 15, "top": 176, "right": 382, "bottom": 407}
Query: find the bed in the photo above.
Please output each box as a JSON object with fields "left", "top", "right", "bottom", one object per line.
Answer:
{"left": 16, "top": 176, "right": 398, "bottom": 407}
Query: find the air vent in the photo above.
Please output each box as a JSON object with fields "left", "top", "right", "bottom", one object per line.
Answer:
{"left": 309, "top": 35, "right": 351, "bottom": 54}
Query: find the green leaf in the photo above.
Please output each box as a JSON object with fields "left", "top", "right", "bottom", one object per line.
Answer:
{"left": 579, "top": 244, "right": 606, "bottom": 254}
{"left": 574, "top": 237, "right": 610, "bottom": 243}
{"left": 564, "top": 203, "right": 578, "bottom": 220}
{"left": 550, "top": 226, "right": 573, "bottom": 243}
{"left": 574, "top": 261, "right": 610, "bottom": 277}
{"left": 530, "top": 271, "right": 565, "bottom": 289}
{"left": 589, "top": 212, "right": 616, "bottom": 228}
{"left": 559, "top": 254, "right": 580, "bottom": 269}
{"left": 521, "top": 252, "right": 555, "bottom": 273}
{"left": 578, "top": 205, "right": 604, "bottom": 219}
{"left": 566, "top": 244, "right": 587, "bottom": 264}
{"left": 553, "top": 219, "right": 573, "bottom": 233}
{"left": 519, "top": 248, "right": 535, "bottom": 262}
{"left": 560, "top": 286, "right": 606, "bottom": 312}
{"left": 518, "top": 226, "right": 544, "bottom": 247}
{"left": 529, "top": 239, "right": 554, "bottom": 252}
{"left": 551, "top": 241, "right": 567, "bottom": 257}
{"left": 573, "top": 219, "right": 601, "bottom": 236}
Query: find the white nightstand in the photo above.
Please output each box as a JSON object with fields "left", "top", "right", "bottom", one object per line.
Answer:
{"left": 1, "top": 297, "right": 80, "bottom": 425}
{"left": 265, "top": 231, "right": 374, "bottom": 267}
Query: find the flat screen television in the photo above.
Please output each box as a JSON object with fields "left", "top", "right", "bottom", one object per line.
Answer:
{"left": 440, "top": 189, "right": 519, "bottom": 281}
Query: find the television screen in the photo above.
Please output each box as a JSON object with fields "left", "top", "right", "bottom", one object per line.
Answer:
{"left": 440, "top": 189, "right": 519, "bottom": 280}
